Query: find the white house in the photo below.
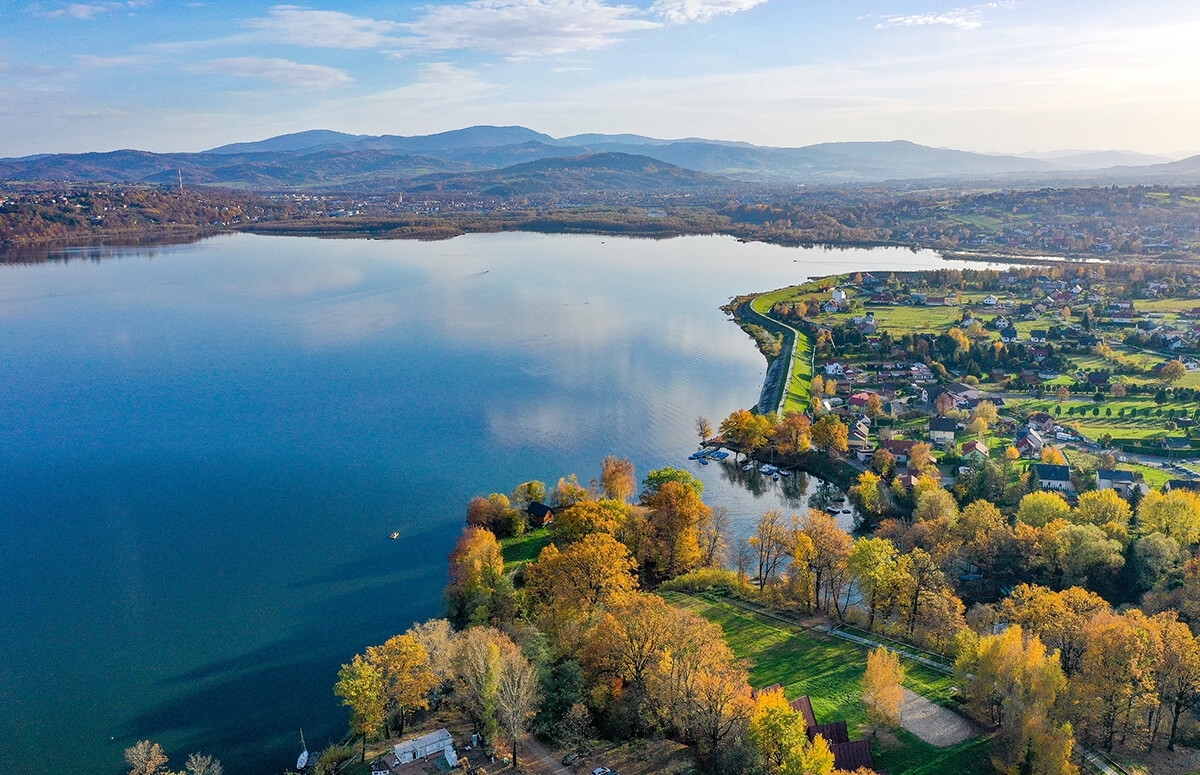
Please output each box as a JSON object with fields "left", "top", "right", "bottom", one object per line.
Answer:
{"left": 394, "top": 729, "right": 458, "bottom": 768}
{"left": 1033, "top": 463, "right": 1073, "bottom": 492}
{"left": 983, "top": 294, "right": 999, "bottom": 306}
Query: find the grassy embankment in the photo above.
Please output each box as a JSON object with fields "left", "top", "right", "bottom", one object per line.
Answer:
{"left": 663, "top": 592, "right": 992, "bottom": 775}
{"left": 750, "top": 287, "right": 814, "bottom": 416}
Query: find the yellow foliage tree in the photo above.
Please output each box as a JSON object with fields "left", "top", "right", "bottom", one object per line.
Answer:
{"left": 861, "top": 647, "right": 905, "bottom": 727}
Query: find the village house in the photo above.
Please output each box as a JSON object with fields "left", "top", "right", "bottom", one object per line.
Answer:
{"left": 1015, "top": 428, "right": 1046, "bottom": 457}
{"left": 390, "top": 729, "right": 459, "bottom": 769}
{"left": 1096, "top": 469, "right": 1140, "bottom": 498}
{"left": 1030, "top": 329, "right": 1048, "bottom": 343}
{"left": 1033, "top": 463, "right": 1073, "bottom": 492}
{"left": 983, "top": 294, "right": 999, "bottom": 306}
{"left": 883, "top": 439, "right": 918, "bottom": 465}
{"left": 962, "top": 438, "right": 989, "bottom": 464}
{"left": 929, "top": 417, "right": 958, "bottom": 445}
{"left": 1000, "top": 326, "right": 1020, "bottom": 343}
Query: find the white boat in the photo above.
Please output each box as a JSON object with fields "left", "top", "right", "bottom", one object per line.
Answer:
{"left": 297, "top": 729, "right": 309, "bottom": 770}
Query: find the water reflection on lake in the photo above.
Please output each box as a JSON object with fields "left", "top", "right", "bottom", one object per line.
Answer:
{"left": 0, "top": 232, "right": 990, "bottom": 775}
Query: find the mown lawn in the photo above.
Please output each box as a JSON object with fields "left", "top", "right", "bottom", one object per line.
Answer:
{"left": 500, "top": 527, "right": 552, "bottom": 572}
{"left": 662, "top": 593, "right": 995, "bottom": 775}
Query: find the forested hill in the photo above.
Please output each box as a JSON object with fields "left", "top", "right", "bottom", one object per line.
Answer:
{"left": 404, "top": 152, "right": 733, "bottom": 197}
{"left": 6, "top": 124, "right": 1200, "bottom": 189}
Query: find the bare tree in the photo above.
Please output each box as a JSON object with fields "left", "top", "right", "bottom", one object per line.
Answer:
{"left": 496, "top": 646, "right": 541, "bottom": 769}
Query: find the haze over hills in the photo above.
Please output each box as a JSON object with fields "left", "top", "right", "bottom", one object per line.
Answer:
{"left": 3, "top": 125, "right": 1200, "bottom": 192}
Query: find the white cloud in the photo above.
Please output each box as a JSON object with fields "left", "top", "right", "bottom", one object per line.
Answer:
{"left": 197, "top": 57, "right": 352, "bottom": 89}
{"left": 246, "top": 5, "right": 401, "bottom": 49}
{"left": 652, "top": 0, "right": 768, "bottom": 24}
{"left": 875, "top": 11, "right": 983, "bottom": 30}
{"left": 45, "top": 1, "right": 151, "bottom": 19}
{"left": 73, "top": 54, "right": 151, "bottom": 68}
{"left": 401, "top": 0, "right": 659, "bottom": 58}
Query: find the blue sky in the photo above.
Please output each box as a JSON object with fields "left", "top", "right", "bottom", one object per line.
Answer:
{"left": 3, "top": 0, "right": 1199, "bottom": 156}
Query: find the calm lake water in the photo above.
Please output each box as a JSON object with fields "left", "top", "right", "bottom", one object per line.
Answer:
{"left": 0, "top": 233, "right": 982, "bottom": 775}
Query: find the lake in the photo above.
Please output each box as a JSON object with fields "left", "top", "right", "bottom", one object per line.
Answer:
{"left": 0, "top": 232, "right": 983, "bottom": 775}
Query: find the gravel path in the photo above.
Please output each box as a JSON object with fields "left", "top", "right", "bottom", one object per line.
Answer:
{"left": 899, "top": 688, "right": 980, "bottom": 747}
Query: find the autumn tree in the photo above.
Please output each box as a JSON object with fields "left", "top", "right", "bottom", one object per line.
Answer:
{"left": 446, "top": 527, "right": 509, "bottom": 626}
{"left": 1151, "top": 612, "right": 1200, "bottom": 750}
{"left": 642, "top": 480, "right": 708, "bottom": 580}
{"left": 696, "top": 415, "right": 714, "bottom": 444}
{"left": 406, "top": 618, "right": 458, "bottom": 691}
{"left": 641, "top": 467, "right": 704, "bottom": 500}
{"left": 972, "top": 400, "right": 998, "bottom": 425}
{"left": 335, "top": 654, "right": 387, "bottom": 760}
{"left": 1000, "top": 584, "right": 1110, "bottom": 678}
{"left": 582, "top": 593, "right": 674, "bottom": 732}
{"left": 775, "top": 411, "right": 812, "bottom": 455}
{"left": 1072, "top": 611, "right": 1160, "bottom": 750}
{"left": 749, "top": 509, "right": 790, "bottom": 589}
{"left": 862, "top": 647, "right": 905, "bottom": 728}
{"left": 935, "top": 391, "right": 955, "bottom": 416}
{"left": 365, "top": 634, "right": 438, "bottom": 737}
{"left": 748, "top": 688, "right": 835, "bottom": 775}
{"left": 1055, "top": 386, "right": 1071, "bottom": 403}
{"left": 552, "top": 498, "right": 629, "bottom": 544}
{"left": 799, "top": 510, "right": 853, "bottom": 616}
{"left": 124, "top": 741, "right": 169, "bottom": 775}
{"left": 1159, "top": 359, "right": 1188, "bottom": 386}
{"left": 720, "top": 408, "right": 775, "bottom": 457}
{"left": 510, "top": 480, "right": 547, "bottom": 509}
{"left": 1139, "top": 488, "right": 1200, "bottom": 546}
{"left": 956, "top": 626, "right": 1076, "bottom": 775}
{"left": 455, "top": 627, "right": 509, "bottom": 742}
{"left": 550, "top": 474, "right": 590, "bottom": 508}
{"left": 600, "top": 456, "right": 637, "bottom": 502}
{"left": 1072, "top": 488, "right": 1132, "bottom": 530}
{"left": 849, "top": 470, "right": 887, "bottom": 517}
{"left": 865, "top": 393, "right": 885, "bottom": 418}
{"left": 698, "top": 505, "right": 732, "bottom": 569}
{"left": 1017, "top": 491, "right": 1072, "bottom": 528}
{"left": 847, "top": 536, "right": 899, "bottom": 631}
{"left": 1040, "top": 446, "right": 1067, "bottom": 466}
{"left": 810, "top": 414, "right": 849, "bottom": 455}
{"left": 907, "top": 441, "right": 937, "bottom": 477}
{"left": 524, "top": 532, "right": 637, "bottom": 651}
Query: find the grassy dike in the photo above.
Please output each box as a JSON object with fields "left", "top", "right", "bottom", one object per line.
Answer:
{"left": 663, "top": 592, "right": 994, "bottom": 775}
{"left": 747, "top": 287, "right": 814, "bottom": 416}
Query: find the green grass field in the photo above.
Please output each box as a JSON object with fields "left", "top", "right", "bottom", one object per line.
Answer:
{"left": 500, "top": 527, "right": 552, "bottom": 572}
{"left": 663, "top": 593, "right": 995, "bottom": 775}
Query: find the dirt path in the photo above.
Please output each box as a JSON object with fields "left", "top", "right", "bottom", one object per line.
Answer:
{"left": 519, "top": 736, "right": 570, "bottom": 775}
{"left": 899, "top": 688, "right": 980, "bottom": 747}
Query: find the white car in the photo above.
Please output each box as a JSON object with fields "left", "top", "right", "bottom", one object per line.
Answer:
{"left": 592, "top": 768, "right": 612, "bottom": 775}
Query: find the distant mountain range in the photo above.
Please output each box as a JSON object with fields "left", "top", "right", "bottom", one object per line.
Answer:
{"left": 3, "top": 125, "right": 1199, "bottom": 192}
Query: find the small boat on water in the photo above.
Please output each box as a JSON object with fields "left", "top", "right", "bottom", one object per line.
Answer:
{"left": 778, "top": 469, "right": 791, "bottom": 477}
{"left": 699, "top": 458, "right": 709, "bottom": 465}
{"left": 390, "top": 531, "right": 400, "bottom": 540}
{"left": 712, "top": 450, "right": 729, "bottom": 460}
{"left": 742, "top": 463, "right": 755, "bottom": 471}
{"left": 688, "top": 451, "right": 704, "bottom": 460}
{"left": 297, "top": 729, "right": 309, "bottom": 770}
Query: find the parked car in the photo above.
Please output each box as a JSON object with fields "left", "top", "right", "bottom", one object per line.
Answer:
{"left": 562, "top": 753, "right": 581, "bottom": 765}
{"left": 592, "top": 768, "right": 611, "bottom": 775}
